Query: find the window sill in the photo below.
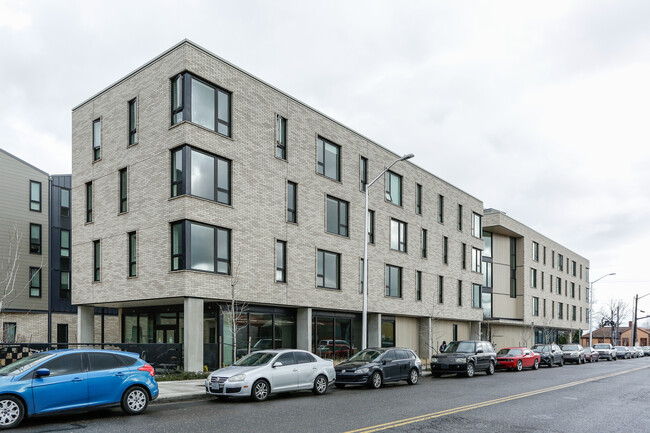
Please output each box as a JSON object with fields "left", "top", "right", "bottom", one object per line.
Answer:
{"left": 315, "top": 172, "right": 342, "bottom": 184}
{"left": 384, "top": 199, "right": 403, "bottom": 208}
{"left": 389, "top": 248, "right": 408, "bottom": 254}
{"left": 92, "top": 158, "right": 102, "bottom": 164}
{"left": 286, "top": 221, "right": 298, "bottom": 226}
{"left": 127, "top": 276, "right": 138, "bottom": 280}
{"left": 274, "top": 281, "right": 288, "bottom": 285}
{"left": 384, "top": 295, "right": 403, "bottom": 300}
{"left": 168, "top": 269, "right": 231, "bottom": 277}
{"left": 85, "top": 221, "right": 94, "bottom": 225}
{"left": 274, "top": 155, "right": 288, "bottom": 163}
{"left": 316, "top": 286, "right": 341, "bottom": 291}
{"left": 168, "top": 194, "right": 233, "bottom": 209}
{"left": 127, "top": 142, "right": 138, "bottom": 149}
{"left": 169, "top": 120, "right": 233, "bottom": 141}
{"left": 118, "top": 211, "right": 128, "bottom": 216}
{"left": 325, "top": 231, "right": 350, "bottom": 239}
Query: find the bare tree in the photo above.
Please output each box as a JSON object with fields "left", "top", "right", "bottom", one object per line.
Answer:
{"left": 597, "top": 299, "right": 630, "bottom": 345}
{"left": 219, "top": 254, "right": 248, "bottom": 365}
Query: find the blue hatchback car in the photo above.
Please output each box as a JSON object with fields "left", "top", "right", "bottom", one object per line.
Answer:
{"left": 0, "top": 349, "right": 158, "bottom": 429}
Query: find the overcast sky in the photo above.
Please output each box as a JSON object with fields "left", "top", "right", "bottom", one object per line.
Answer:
{"left": 2, "top": 0, "right": 649, "bottom": 325}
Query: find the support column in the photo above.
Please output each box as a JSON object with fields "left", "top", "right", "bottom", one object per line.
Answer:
{"left": 77, "top": 306, "right": 95, "bottom": 345}
{"left": 470, "top": 321, "right": 482, "bottom": 341}
{"left": 418, "top": 317, "right": 432, "bottom": 361}
{"left": 183, "top": 297, "right": 204, "bottom": 372}
{"left": 368, "top": 313, "right": 381, "bottom": 348}
{"left": 296, "top": 308, "right": 312, "bottom": 351}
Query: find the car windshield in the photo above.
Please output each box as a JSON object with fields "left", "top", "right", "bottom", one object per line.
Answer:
{"left": 615, "top": 346, "right": 626, "bottom": 350}
{"left": 562, "top": 345, "right": 579, "bottom": 351}
{"left": 497, "top": 349, "right": 522, "bottom": 356}
{"left": 444, "top": 342, "right": 475, "bottom": 353}
{"left": 0, "top": 352, "right": 54, "bottom": 376}
{"left": 348, "top": 349, "right": 383, "bottom": 362}
{"left": 531, "top": 345, "right": 549, "bottom": 352}
{"left": 233, "top": 352, "right": 277, "bottom": 366}
{"left": 594, "top": 344, "right": 609, "bottom": 349}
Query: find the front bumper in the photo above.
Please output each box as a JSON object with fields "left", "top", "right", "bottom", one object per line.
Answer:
{"left": 205, "top": 378, "right": 249, "bottom": 397}
{"left": 496, "top": 360, "right": 516, "bottom": 369}
{"left": 335, "top": 371, "right": 371, "bottom": 385}
{"left": 431, "top": 363, "right": 468, "bottom": 373}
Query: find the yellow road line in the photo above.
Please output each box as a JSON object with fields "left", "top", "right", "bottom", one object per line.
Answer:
{"left": 345, "top": 365, "right": 650, "bottom": 433}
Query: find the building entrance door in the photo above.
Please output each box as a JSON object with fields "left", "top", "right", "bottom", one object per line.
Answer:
{"left": 156, "top": 326, "right": 176, "bottom": 343}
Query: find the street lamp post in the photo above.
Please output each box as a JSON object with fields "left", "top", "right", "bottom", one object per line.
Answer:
{"left": 362, "top": 153, "right": 414, "bottom": 350}
{"left": 588, "top": 272, "right": 616, "bottom": 348}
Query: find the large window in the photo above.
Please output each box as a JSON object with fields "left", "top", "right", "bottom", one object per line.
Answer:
{"left": 93, "top": 118, "right": 101, "bottom": 161}
{"left": 390, "top": 219, "right": 407, "bottom": 252}
{"left": 171, "top": 145, "right": 231, "bottom": 205}
{"left": 416, "top": 184, "right": 422, "bottom": 215}
{"left": 276, "top": 240, "right": 286, "bottom": 283}
{"left": 29, "top": 267, "right": 41, "bottom": 297}
{"left": 29, "top": 223, "right": 41, "bottom": 255}
{"left": 128, "top": 232, "right": 137, "bottom": 277}
{"left": 385, "top": 171, "right": 402, "bottom": 206}
{"left": 316, "top": 137, "right": 341, "bottom": 181}
{"left": 326, "top": 196, "right": 349, "bottom": 237}
{"left": 119, "top": 167, "right": 128, "bottom": 213}
{"left": 360, "top": 156, "right": 368, "bottom": 192}
{"left": 60, "top": 188, "right": 70, "bottom": 217}
{"left": 93, "top": 240, "right": 101, "bottom": 282}
{"left": 317, "top": 249, "right": 340, "bottom": 290}
{"left": 471, "top": 212, "right": 482, "bottom": 238}
{"left": 287, "top": 181, "right": 297, "bottom": 223}
{"left": 471, "top": 248, "right": 482, "bottom": 273}
{"left": 171, "top": 220, "right": 231, "bottom": 274}
{"left": 86, "top": 182, "right": 93, "bottom": 223}
{"left": 421, "top": 229, "right": 428, "bottom": 258}
{"left": 29, "top": 180, "right": 41, "bottom": 212}
{"left": 438, "top": 194, "right": 444, "bottom": 223}
{"left": 129, "top": 98, "right": 138, "bottom": 145}
{"left": 171, "top": 73, "right": 231, "bottom": 137}
{"left": 385, "top": 265, "right": 402, "bottom": 298}
{"left": 472, "top": 283, "right": 481, "bottom": 308}
{"left": 276, "top": 115, "right": 287, "bottom": 160}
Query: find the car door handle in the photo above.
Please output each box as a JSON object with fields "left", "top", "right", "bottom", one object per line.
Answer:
{"left": 312, "top": 366, "right": 317, "bottom": 370}
{"left": 292, "top": 369, "right": 298, "bottom": 372}
{"left": 72, "top": 377, "right": 84, "bottom": 382}
{"left": 115, "top": 372, "right": 126, "bottom": 377}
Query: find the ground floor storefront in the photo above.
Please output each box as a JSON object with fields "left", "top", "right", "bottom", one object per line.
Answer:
{"left": 482, "top": 319, "right": 582, "bottom": 350}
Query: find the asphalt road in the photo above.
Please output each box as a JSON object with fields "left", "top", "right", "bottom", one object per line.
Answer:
{"left": 16, "top": 357, "right": 650, "bottom": 433}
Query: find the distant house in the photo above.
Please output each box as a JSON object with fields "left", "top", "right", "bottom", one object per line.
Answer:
{"left": 581, "top": 324, "right": 650, "bottom": 347}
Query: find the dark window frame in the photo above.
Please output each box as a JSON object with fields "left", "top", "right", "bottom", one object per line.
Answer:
{"left": 438, "top": 275, "right": 444, "bottom": 304}
{"left": 86, "top": 182, "right": 93, "bottom": 223}
{"left": 60, "top": 188, "right": 70, "bottom": 217}
{"left": 119, "top": 167, "right": 128, "bottom": 213}
{"left": 458, "top": 280, "right": 463, "bottom": 306}
{"left": 170, "top": 220, "right": 231, "bottom": 275}
{"left": 316, "top": 249, "right": 340, "bottom": 290}
{"left": 29, "top": 223, "right": 42, "bottom": 255}
{"left": 390, "top": 218, "right": 407, "bottom": 253}
{"left": 442, "top": 236, "right": 448, "bottom": 264}
{"left": 276, "top": 240, "right": 287, "bottom": 283}
{"left": 326, "top": 196, "right": 349, "bottom": 237}
{"left": 29, "top": 267, "right": 41, "bottom": 298}
{"left": 276, "top": 115, "right": 287, "bottom": 160}
{"left": 438, "top": 194, "right": 444, "bottom": 223}
{"left": 416, "top": 270, "right": 422, "bottom": 301}
{"left": 93, "top": 240, "right": 101, "bottom": 282}
{"left": 56, "top": 323, "right": 69, "bottom": 344}
{"left": 457, "top": 204, "right": 463, "bottom": 231}
{"left": 368, "top": 210, "right": 375, "bottom": 244}
{"left": 170, "top": 145, "right": 232, "bottom": 206}
{"left": 360, "top": 156, "right": 368, "bottom": 192}
{"left": 316, "top": 136, "right": 341, "bottom": 182}
{"left": 415, "top": 183, "right": 422, "bottom": 215}
{"left": 29, "top": 180, "right": 42, "bottom": 212}
{"left": 128, "top": 98, "right": 138, "bottom": 146}
{"left": 287, "top": 181, "right": 297, "bottom": 223}
{"left": 385, "top": 170, "right": 403, "bottom": 206}
{"left": 128, "top": 231, "right": 137, "bottom": 277}
{"left": 385, "top": 264, "right": 402, "bottom": 298}
{"left": 421, "top": 228, "right": 428, "bottom": 258}
{"left": 92, "top": 118, "right": 101, "bottom": 161}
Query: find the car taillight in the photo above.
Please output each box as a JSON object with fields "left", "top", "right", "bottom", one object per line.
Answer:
{"left": 138, "top": 363, "right": 155, "bottom": 377}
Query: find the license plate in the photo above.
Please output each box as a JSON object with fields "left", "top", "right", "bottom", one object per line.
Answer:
{"left": 441, "top": 365, "right": 448, "bottom": 369}
{"left": 211, "top": 384, "right": 220, "bottom": 391}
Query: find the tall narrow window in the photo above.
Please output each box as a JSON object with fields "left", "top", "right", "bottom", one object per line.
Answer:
{"left": 530, "top": 268, "right": 537, "bottom": 288}
{"left": 558, "top": 253, "right": 564, "bottom": 271}
{"left": 171, "top": 74, "right": 184, "bottom": 124}
{"left": 60, "top": 271, "right": 70, "bottom": 299}
{"left": 171, "top": 222, "right": 184, "bottom": 271}
{"left": 483, "top": 262, "right": 493, "bottom": 288}
{"left": 29, "top": 224, "right": 41, "bottom": 255}
{"left": 119, "top": 168, "right": 128, "bottom": 213}
{"left": 128, "top": 98, "right": 138, "bottom": 145}
{"left": 510, "top": 237, "right": 516, "bottom": 298}
{"left": 415, "top": 184, "right": 422, "bottom": 215}
{"left": 276, "top": 115, "right": 287, "bottom": 160}
{"left": 317, "top": 249, "right": 340, "bottom": 290}
{"left": 532, "top": 241, "right": 539, "bottom": 262}
{"left": 171, "top": 73, "right": 231, "bottom": 136}
{"left": 29, "top": 267, "right": 41, "bottom": 297}
{"left": 421, "top": 229, "right": 428, "bottom": 258}
{"left": 457, "top": 280, "right": 463, "bottom": 306}
{"left": 92, "top": 118, "right": 101, "bottom": 161}
{"left": 442, "top": 236, "right": 448, "bottom": 264}
{"left": 416, "top": 271, "right": 422, "bottom": 301}
{"left": 385, "top": 265, "right": 402, "bottom": 297}
{"left": 533, "top": 297, "right": 539, "bottom": 316}
{"left": 458, "top": 204, "right": 463, "bottom": 231}
{"left": 471, "top": 212, "right": 482, "bottom": 238}
{"left": 438, "top": 275, "right": 444, "bottom": 303}
{"left": 86, "top": 182, "right": 93, "bottom": 223}
{"left": 57, "top": 324, "right": 69, "bottom": 344}
{"left": 368, "top": 210, "right": 375, "bottom": 244}
{"left": 316, "top": 137, "right": 341, "bottom": 181}
{"left": 462, "top": 243, "right": 467, "bottom": 269}
{"left": 472, "top": 284, "right": 481, "bottom": 308}
{"left": 556, "top": 277, "right": 562, "bottom": 295}
{"left": 60, "top": 188, "right": 70, "bottom": 217}
{"left": 483, "top": 231, "right": 493, "bottom": 257}
{"left": 385, "top": 171, "right": 402, "bottom": 206}
{"left": 326, "top": 196, "right": 349, "bottom": 237}
{"left": 390, "top": 219, "right": 407, "bottom": 252}
{"left": 3, "top": 323, "right": 16, "bottom": 343}
{"left": 276, "top": 240, "right": 287, "bottom": 283}
{"left": 61, "top": 230, "right": 70, "bottom": 259}
{"left": 438, "top": 194, "right": 444, "bottom": 223}
{"left": 571, "top": 282, "right": 575, "bottom": 298}
{"left": 452, "top": 324, "right": 458, "bottom": 341}
{"left": 471, "top": 248, "right": 482, "bottom": 273}
{"left": 170, "top": 146, "right": 231, "bottom": 205}
{"left": 29, "top": 180, "right": 41, "bottom": 212}
{"left": 360, "top": 156, "right": 368, "bottom": 192}
{"left": 287, "top": 181, "right": 297, "bottom": 223}
{"left": 93, "top": 240, "right": 101, "bottom": 282}
{"left": 360, "top": 258, "right": 364, "bottom": 294}
{"left": 128, "top": 232, "right": 137, "bottom": 277}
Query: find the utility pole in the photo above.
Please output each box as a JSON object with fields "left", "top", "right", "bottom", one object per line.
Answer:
{"left": 632, "top": 295, "right": 638, "bottom": 347}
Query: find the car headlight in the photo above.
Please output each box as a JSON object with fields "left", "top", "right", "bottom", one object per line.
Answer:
{"left": 354, "top": 368, "right": 369, "bottom": 374}
{"left": 227, "top": 374, "right": 246, "bottom": 382}
{"left": 455, "top": 357, "right": 466, "bottom": 364}
{"left": 431, "top": 357, "right": 438, "bottom": 363}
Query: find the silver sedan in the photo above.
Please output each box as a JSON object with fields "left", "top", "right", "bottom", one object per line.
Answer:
{"left": 205, "top": 349, "right": 335, "bottom": 401}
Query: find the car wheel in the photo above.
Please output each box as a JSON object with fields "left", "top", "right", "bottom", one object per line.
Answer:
{"left": 533, "top": 359, "right": 539, "bottom": 370}
{"left": 559, "top": 358, "right": 564, "bottom": 367}
{"left": 369, "top": 371, "right": 382, "bottom": 389}
{"left": 251, "top": 379, "right": 270, "bottom": 402}
{"left": 121, "top": 386, "right": 149, "bottom": 415}
{"left": 465, "top": 362, "right": 475, "bottom": 378}
{"left": 312, "top": 375, "right": 329, "bottom": 395}
{"left": 486, "top": 361, "right": 495, "bottom": 375}
{"left": 407, "top": 368, "right": 419, "bottom": 385}
{"left": 547, "top": 359, "right": 553, "bottom": 368}
{"left": 516, "top": 360, "right": 523, "bottom": 372}
{"left": 0, "top": 395, "right": 24, "bottom": 429}
{"left": 335, "top": 384, "right": 346, "bottom": 389}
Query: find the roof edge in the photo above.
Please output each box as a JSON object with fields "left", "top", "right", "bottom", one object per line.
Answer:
{"left": 0, "top": 147, "right": 49, "bottom": 177}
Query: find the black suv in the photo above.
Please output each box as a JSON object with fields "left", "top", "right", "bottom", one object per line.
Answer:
{"left": 531, "top": 343, "right": 563, "bottom": 367}
{"left": 430, "top": 341, "right": 497, "bottom": 378}
{"left": 334, "top": 347, "right": 422, "bottom": 389}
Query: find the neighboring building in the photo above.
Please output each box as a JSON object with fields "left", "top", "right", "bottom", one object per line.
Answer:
{"left": 482, "top": 209, "right": 590, "bottom": 349}
{"left": 581, "top": 325, "right": 650, "bottom": 347}
{"left": 71, "top": 40, "right": 486, "bottom": 371}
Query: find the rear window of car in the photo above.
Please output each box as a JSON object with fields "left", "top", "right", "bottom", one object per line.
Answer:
{"left": 295, "top": 352, "right": 316, "bottom": 364}
{"left": 395, "top": 350, "right": 409, "bottom": 360}
{"left": 88, "top": 353, "right": 124, "bottom": 371}
{"left": 115, "top": 354, "right": 138, "bottom": 366}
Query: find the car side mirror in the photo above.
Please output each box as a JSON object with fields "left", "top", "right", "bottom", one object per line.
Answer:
{"left": 272, "top": 362, "right": 283, "bottom": 368}
{"left": 476, "top": 349, "right": 483, "bottom": 354}
{"left": 35, "top": 368, "right": 50, "bottom": 377}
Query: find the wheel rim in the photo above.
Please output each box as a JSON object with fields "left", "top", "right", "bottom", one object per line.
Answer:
{"left": 410, "top": 370, "right": 418, "bottom": 383}
{"left": 373, "top": 373, "right": 381, "bottom": 388}
{"left": 0, "top": 400, "right": 20, "bottom": 426}
{"left": 255, "top": 382, "right": 269, "bottom": 400}
{"left": 517, "top": 361, "right": 522, "bottom": 371}
{"left": 534, "top": 360, "right": 539, "bottom": 369}
{"left": 316, "top": 377, "right": 327, "bottom": 393}
{"left": 467, "top": 363, "right": 474, "bottom": 377}
{"left": 127, "top": 389, "right": 147, "bottom": 412}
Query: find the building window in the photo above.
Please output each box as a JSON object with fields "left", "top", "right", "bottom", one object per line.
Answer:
{"left": 543, "top": 299, "right": 547, "bottom": 317}
{"left": 171, "top": 72, "right": 231, "bottom": 137}
{"left": 452, "top": 324, "right": 458, "bottom": 341}
{"left": 326, "top": 196, "right": 349, "bottom": 237}
{"left": 415, "top": 184, "right": 422, "bottom": 215}
{"left": 61, "top": 229, "right": 70, "bottom": 259}
{"left": 586, "top": 287, "right": 590, "bottom": 302}
{"left": 457, "top": 280, "right": 463, "bottom": 306}
{"left": 316, "top": 136, "right": 341, "bottom": 181}
{"left": 556, "top": 277, "right": 562, "bottom": 295}
{"left": 170, "top": 145, "right": 231, "bottom": 205}
{"left": 458, "top": 204, "right": 463, "bottom": 231}
{"left": 471, "top": 248, "right": 482, "bottom": 273}
{"left": 571, "top": 282, "right": 575, "bottom": 298}
{"left": 558, "top": 253, "right": 564, "bottom": 271}
{"left": 385, "top": 170, "right": 402, "bottom": 206}
{"left": 586, "top": 267, "right": 589, "bottom": 283}
{"left": 29, "top": 267, "right": 41, "bottom": 297}
{"left": 543, "top": 246, "right": 547, "bottom": 265}
{"left": 60, "top": 188, "right": 70, "bottom": 217}
{"left": 276, "top": 115, "right": 287, "bottom": 160}
{"left": 438, "top": 275, "right": 444, "bottom": 303}
{"left": 60, "top": 271, "right": 70, "bottom": 299}
{"left": 93, "top": 240, "right": 101, "bottom": 282}
{"left": 558, "top": 302, "right": 563, "bottom": 320}
{"left": 472, "top": 283, "right": 481, "bottom": 308}
{"left": 29, "top": 180, "right": 41, "bottom": 212}
{"left": 416, "top": 271, "right": 422, "bottom": 301}
{"left": 368, "top": 210, "right": 375, "bottom": 244}
{"left": 530, "top": 268, "right": 537, "bottom": 288}
{"left": 317, "top": 249, "right": 340, "bottom": 290}
{"left": 510, "top": 237, "right": 516, "bottom": 298}
{"left": 483, "top": 262, "right": 493, "bottom": 287}
{"left": 532, "top": 241, "right": 539, "bottom": 262}
{"left": 541, "top": 271, "right": 545, "bottom": 290}
{"left": 360, "top": 258, "right": 364, "bottom": 294}
{"left": 287, "top": 181, "right": 297, "bottom": 223}
{"left": 385, "top": 265, "right": 402, "bottom": 298}
{"left": 57, "top": 324, "right": 69, "bottom": 344}
{"left": 471, "top": 212, "right": 482, "bottom": 238}
{"left": 533, "top": 297, "right": 539, "bottom": 316}
{"left": 128, "top": 231, "right": 137, "bottom": 277}
{"left": 438, "top": 194, "right": 444, "bottom": 223}
{"left": 360, "top": 156, "right": 368, "bottom": 192}
{"left": 29, "top": 223, "right": 41, "bottom": 254}
{"left": 442, "top": 236, "right": 448, "bottom": 264}
{"left": 170, "top": 220, "right": 231, "bottom": 274}
{"left": 92, "top": 118, "right": 101, "bottom": 161}
{"left": 421, "top": 229, "right": 428, "bottom": 258}
{"left": 86, "top": 182, "right": 93, "bottom": 223}
{"left": 128, "top": 98, "right": 138, "bottom": 146}
{"left": 119, "top": 167, "right": 128, "bottom": 213}
{"left": 462, "top": 243, "right": 467, "bottom": 269}
{"left": 572, "top": 305, "right": 577, "bottom": 321}
{"left": 276, "top": 240, "right": 287, "bottom": 283}
{"left": 3, "top": 323, "right": 16, "bottom": 343}
{"left": 572, "top": 261, "right": 577, "bottom": 277}
{"left": 390, "top": 218, "right": 407, "bottom": 252}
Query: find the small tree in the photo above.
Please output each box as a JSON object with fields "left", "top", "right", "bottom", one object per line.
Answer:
{"left": 219, "top": 254, "right": 248, "bottom": 366}
{"left": 597, "top": 299, "right": 630, "bottom": 345}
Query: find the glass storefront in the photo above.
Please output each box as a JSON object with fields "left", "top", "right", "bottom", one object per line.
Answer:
{"left": 312, "top": 312, "right": 361, "bottom": 360}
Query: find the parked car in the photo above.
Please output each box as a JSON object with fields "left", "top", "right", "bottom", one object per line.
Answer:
{"left": 334, "top": 347, "right": 421, "bottom": 389}
{"left": 614, "top": 346, "right": 631, "bottom": 359}
{"left": 561, "top": 344, "right": 586, "bottom": 364}
{"left": 0, "top": 349, "right": 158, "bottom": 430}
{"left": 496, "top": 347, "right": 540, "bottom": 371}
{"left": 531, "top": 343, "right": 564, "bottom": 367}
{"left": 593, "top": 343, "right": 617, "bottom": 361}
{"left": 643, "top": 346, "right": 650, "bottom": 356}
{"left": 206, "top": 349, "right": 335, "bottom": 402}
{"left": 430, "top": 341, "right": 497, "bottom": 378}
{"left": 583, "top": 347, "right": 600, "bottom": 363}
{"left": 632, "top": 346, "right": 644, "bottom": 357}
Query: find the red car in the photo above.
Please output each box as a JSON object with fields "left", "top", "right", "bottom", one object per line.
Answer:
{"left": 496, "top": 347, "right": 541, "bottom": 371}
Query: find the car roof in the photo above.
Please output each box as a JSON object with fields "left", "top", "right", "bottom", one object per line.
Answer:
{"left": 40, "top": 349, "right": 139, "bottom": 358}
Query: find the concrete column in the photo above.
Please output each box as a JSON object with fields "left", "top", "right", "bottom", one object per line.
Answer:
{"left": 183, "top": 297, "right": 204, "bottom": 372}
{"left": 470, "top": 321, "right": 482, "bottom": 340}
{"left": 418, "top": 317, "right": 432, "bottom": 360}
{"left": 296, "top": 308, "right": 312, "bottom": 351}
{"left": 368, "top": 313, "right": 381, "bottom": 348}
{"left": 77, "top": 306, "right": 95, "bottom": 344}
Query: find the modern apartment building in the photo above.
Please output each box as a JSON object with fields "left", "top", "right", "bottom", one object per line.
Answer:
{"left": 71, "top": 40, "right": 487, "bottom": 371}
{"left": 482, "top": 209, "right": 590, "bottom": 348}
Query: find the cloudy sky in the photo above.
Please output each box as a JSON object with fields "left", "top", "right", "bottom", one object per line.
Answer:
{"left": 2, "top": 0, "right": 649, "bottom": 324}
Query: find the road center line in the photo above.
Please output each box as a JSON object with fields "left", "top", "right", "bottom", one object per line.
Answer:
{"left": 344, "top": 365, "right": 650, "bottom": 433}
